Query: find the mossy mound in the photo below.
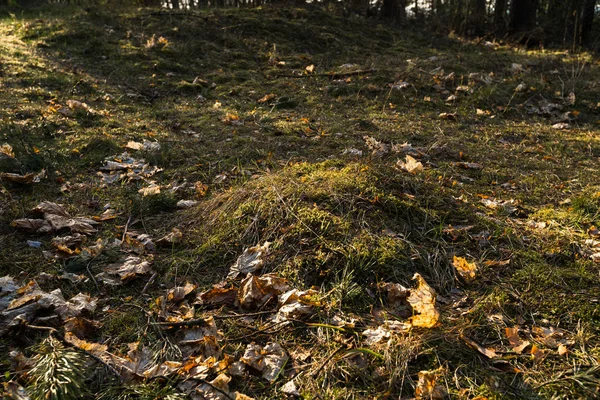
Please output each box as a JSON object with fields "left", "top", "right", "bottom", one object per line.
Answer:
{"left": 185, "top": 160, "right": 454, "bottom": 292}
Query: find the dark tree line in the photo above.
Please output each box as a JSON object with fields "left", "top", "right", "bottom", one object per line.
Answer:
{"left": 1, "top": 0, "right": 598, "bottom": 48}
{"left": 379, "top": 0, "right": 599, "bottom": 47}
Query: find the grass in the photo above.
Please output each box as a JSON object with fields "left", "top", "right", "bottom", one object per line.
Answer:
{"left": 0, "top": 2, "right": 599, "bottom": 399}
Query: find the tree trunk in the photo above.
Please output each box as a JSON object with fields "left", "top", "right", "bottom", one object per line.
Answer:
{"left": 580, "top": 0, "right": 597, "bottom": 44}
{"left": 494, "top": 0, "right": 507, "bottom": 32}
{"left": 381, "top": 0, "right": 406, "bottom": 21}
{"left": 470, "top": 0, "right": 487, "bottom": 36}
{"left": 510, "top": 0, "right": 538, "bottom": 32}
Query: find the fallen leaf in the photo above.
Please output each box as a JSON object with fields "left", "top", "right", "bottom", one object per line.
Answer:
{"left": 177, "top": 199, "right": 199, "bottom": 208}
{"left": 227, "top": 242, "right": 271, "bottom": 279}
{"left": 407, "top": 273, "right": 440, "bottom": 328}
{"left": 167, "top": 282, "right": 197, "bottom": 302}
{"left": 196, "top": 283, "right": 238, "bottom": 307}
{"left": 139, "top": 183, "right": 161, "bottom": 197}
{"left": 461, "top": 335, "right": 497, "bottom": 358}
{"left": 504, "top": 327, "right": 530, "bottom": 354}
{"left": 363, "top": 326, "right": 391, "bottom": 346}
{"left": 11, "top": 219, "right": 53, "bottom": 233}
{"left": 439, "top": 112, "right": 458, "bottom": 121}
{"left": 451, "top": 161, "right": 483, "bottom": 170}
{"left": 281, "top": 379, "right": 300, "bottom": 396}
{"left": 558, "top": 344, "right": 568, "bottom": 356}
{"left": 0, "top": 143, "right": 14, "bottom": 158}
{"left": 452, "top": 256, "right": 478, "bottom": 281}
{"left": 397, "top": 155, "right": 423, "bottom": 174}
{"left": 240, "top": 342, "right": 288, "bottom": 382}
{"left": 99, "top": 256, "right": 152, "bottom": 283}
{"left": 305, "top": 64, "right": 315, "bottom": 73}
{"left": 238, "top": 273, "right": 290, "bottom": 309}
{"left": 274, "top": 288, "right": 319, "bottom": 323}
{"left": 258, "top": 93, "right": 276, "bottom": 103}
{"left": 363, "top": 136, "right": 390, "bottom": 156}
{"left": 415, "top": 368, "right": 447, "bottom": 400}
{"left": 156, "top": 228, "right": 183, "bottom": 247}
{"left": 0, "top": 172, "right": 35, "bottom": 184}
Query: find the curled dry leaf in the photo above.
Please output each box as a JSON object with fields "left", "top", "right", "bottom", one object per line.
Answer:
{"left": 240, "top": 342, "right": 288, "bottom": 383}
{"left": 461, "top": 335, "right": 497, "bottom": 359}
{"left": 505, "top": 327, "right": 530, "bottom": 354}
{"left": 274, "top": 288, "right": 319, "bottom": 323}
{"left": 0, "top": 276, "right": 19, "bottom": 311}
{"left": 397, "top": 155, "right": 423, "bottom": 174}
{"left": 0, "top": 172, "right": 36, "bottom": 184}
{"left": 238, "top": 273, "right": 290, "bottom": 310}
{"left": 196, "top": 282, "right": 238, "bottom": 307}
{"left": 407, "top": 273, "right": 440, "bottom": 328}
{"left": 167, "top": 282, "right": 197, "bottom": 302}
{"left": 0, "top": 143, "right": 14, "bottom": 158}
{"left": 227, "top": 242, "right": 271, "bottom": 279}
{"left": 363, "top": 136, "right": 390, "bottom": 156}
{"left": 156, "top": 228, "right": 183, "bottom": 247}
{"left": 258, "top": 93, "right": 276, "bottom": 103}
{"left": 363, "top": 326, "right": 391, "bottom": 346}
{"left": 452, "top": 256, "right": 478, "bottom": 281}
{"left": 99, "top": 256, "right": 152, "bottom": 283}
{"left": 415, "top": 368, "right": 447, "bottom": 400}
{"left": 10, "top": 219, "right": 53, "bottom": 234}
{"left": 439, "top": 112, "right": 458, "bottom": 121}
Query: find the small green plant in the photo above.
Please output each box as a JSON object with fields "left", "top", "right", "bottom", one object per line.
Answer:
{"left": 28, "top": 336, "right": 89, "bottom": 400}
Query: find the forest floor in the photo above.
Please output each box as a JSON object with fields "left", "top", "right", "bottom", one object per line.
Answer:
{"left": 0, "top": 3, "right": 599, "bottom": 399}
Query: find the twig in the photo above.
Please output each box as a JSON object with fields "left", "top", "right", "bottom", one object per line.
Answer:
{"left": 153, "top": 311, "right": 275, "bottom": 328}
{"left": 121, "top": 215, "right": 132, "bottom": 243}
{"left": 196, "top": 378, "right": 235, "bottom": 400}
{"left": 24, "top": 323, "right": 58, "bottom": 333}
{"left": 273, "top": 68, "right": 378, "bottom": 79}
{"left": 311, "top": 344, "right": 346, "bottom": 378}
{"left": 141, "top": 272, "right": 158, "bottom": 295}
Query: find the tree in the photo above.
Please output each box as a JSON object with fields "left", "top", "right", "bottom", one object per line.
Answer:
{"left": 470, "top": 0, "right": 487, "bottom": 35}
{"left": 494, "top": 0, "right": 508, "bottom": 32}
{"left": 381, "top": 0, "right": 406, "bottom": 22}
{"left": 510, "top": 0, "right": 538, "bottom": 32}
{"left": 580, "top": 0, "right": 597, "bottom": 44}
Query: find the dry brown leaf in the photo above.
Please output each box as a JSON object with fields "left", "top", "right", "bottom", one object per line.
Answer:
{"left": 240, "top": 342, "right": 288, "bottom": 383}
{"left": 415, "top": 368, "right": 447, "bottom": 400}
{"left": 407, "top": 273, "right": 440, "bottom": 328}
{"left": 156, "top": 228, "right": 183, "bottom": 247}
{"left": 238, "top": 273, "right": 290, "bottom": 310}
{"left": 397, "top": 155, "right": 424, "bottom": 174}
{"left": 196, "top": 283, "right": 238, "bottom": 307}
{"left": 0, "top": 172, "right": 35, "bottom": 184}
{"left": 363, "top": 326, "right": 391, "bottom": 346}
{"left": 0, "top": 143, "right": 14, "bottom": 158}
{"left": 227, "top": 242, "right": 271, "bottom": 279}
{"left": 258, "top": 93, "right": 276, "bottom": 103}
{"left": 138, "top": 183, "right": 161, "bottom": 197}
{"left": 558, "top": 344, "right": 568, "bottom": 356}
{"left": 11, "top": 219, "right": 53, "bottom": 233}
{"left": 530, "top": 345, "right": 545, "bottom": 362}
{"left": 305, "top": 64, "right": 315, "bottom": 73}
{"left": 461, "top": 335, "right": 497, "bottom": 359}
{"left": 32, "top": 202, "right": 70, "bottom": 217}
{"left": 451, "top": 161, "right": 483, "bottom": 170}
{"left": 452, "top": 256, "right": 478, "bottom": 281}
{"left": 64, "top": 317, "right": 101, "bottom": 339}
{"left": 167, "top": 282, "right": 197, "bottom": 302}
{"left": 504, "top": 327, "right": 530, "bottom": 354}
{"left": 439, "top": 112, "right": 458, "bottom": 120}
{"left": 64, "top": 331, "right": 108, "bottom": 355}
{"left": 100, "top": 256, "right": 152, "bottom": 283}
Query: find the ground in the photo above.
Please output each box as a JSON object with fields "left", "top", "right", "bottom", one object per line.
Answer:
{"left": 0, "top": 3, "right": 599, "bottom": 399}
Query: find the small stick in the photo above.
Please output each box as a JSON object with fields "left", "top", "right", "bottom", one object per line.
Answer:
{"left": 141, "top": 272, "right": 158, "bottom": 295}
{"left": 311, "top": 344, "right": 346, "bottom": 378}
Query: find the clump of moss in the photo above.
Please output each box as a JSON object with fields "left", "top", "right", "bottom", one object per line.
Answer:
{"left": 184, "top": 160, "right": 447, "bottom": 287}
